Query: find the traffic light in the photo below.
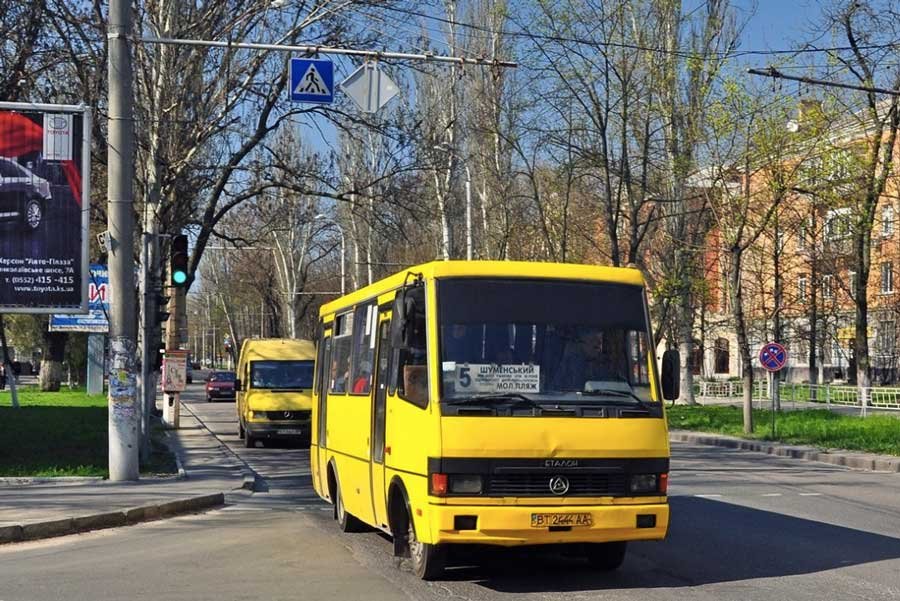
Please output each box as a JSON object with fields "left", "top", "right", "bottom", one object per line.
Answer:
{"left": 170, "top": 234, "right": 188, "bottom": 287}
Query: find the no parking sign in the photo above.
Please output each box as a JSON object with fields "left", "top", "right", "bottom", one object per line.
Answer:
{"left": 759, "top": 342, "right": 788, "bottom": 372}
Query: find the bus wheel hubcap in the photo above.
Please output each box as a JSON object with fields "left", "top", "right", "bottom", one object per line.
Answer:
{"left": 408, "top": 523, "right": 423, "bottom": 564}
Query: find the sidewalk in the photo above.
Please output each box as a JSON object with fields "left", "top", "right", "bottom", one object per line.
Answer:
{"left": 0, "top": 405, "right": 253, "bottom": 543}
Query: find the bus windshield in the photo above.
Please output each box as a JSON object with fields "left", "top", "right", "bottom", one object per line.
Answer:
{"left": 250, "top": 360, "right": 314, "bottom": 390}
{"left": 438, "top": 278, "right": 657, "bottom": 404}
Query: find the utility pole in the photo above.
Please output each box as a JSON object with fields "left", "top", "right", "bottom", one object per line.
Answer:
{"left": 107, "top": 0, "right": 139, "bottom": 481}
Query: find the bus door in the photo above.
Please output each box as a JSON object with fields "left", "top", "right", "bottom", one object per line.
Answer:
{"left": 369, "top": 315, "right": 391, "bottom": 528}
{"left": 316, "top": 334, "right": 332, "bottom": 497}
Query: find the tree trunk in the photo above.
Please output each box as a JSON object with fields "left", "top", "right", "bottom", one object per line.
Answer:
{"left": 40, "top": 331, "right": 66, "bottom": 392}
{"left": 677, "top": 286, "right": 696, "bottom": 405}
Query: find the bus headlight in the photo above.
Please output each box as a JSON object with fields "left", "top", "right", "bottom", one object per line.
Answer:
{"left": 629, "top": 474, "right": 658, "bottom": 494}
{"left": 449, "top": 474, "right": 483, "bottom": 495}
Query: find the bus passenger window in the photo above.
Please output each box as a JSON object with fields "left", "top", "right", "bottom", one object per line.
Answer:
{"left": 331, "top": 312, "right": 353, "bottom": 393}
{"left": 350, "top": 303, "right": 376, "bottom": 395}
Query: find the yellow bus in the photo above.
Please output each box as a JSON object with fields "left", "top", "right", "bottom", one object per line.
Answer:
{"left": 235, "top": 338, "right": 316, "bottom": 448}
{"left": 310, "top": 261, "right": 679, "bottom": 579}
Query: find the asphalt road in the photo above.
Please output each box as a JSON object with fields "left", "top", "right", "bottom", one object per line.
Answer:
{"left": 1, "top": 380, "right": 899, "bottom": 601}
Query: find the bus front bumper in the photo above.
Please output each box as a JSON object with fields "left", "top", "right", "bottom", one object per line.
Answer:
{"left": 426, "top": 501, "right": 669, "bottom": 546}
{"left": 245, "top": 420, "right": 311, "bottom": 440}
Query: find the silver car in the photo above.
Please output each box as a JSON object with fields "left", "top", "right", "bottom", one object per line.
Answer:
{"left": 0, "top": 157, "right": 52, "bottom": 231}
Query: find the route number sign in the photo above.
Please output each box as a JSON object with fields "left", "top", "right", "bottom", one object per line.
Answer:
{"left": 758, "top": 342, "right": 788, "bottom": 373}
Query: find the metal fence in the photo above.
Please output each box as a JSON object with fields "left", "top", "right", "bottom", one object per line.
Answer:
{"left": 694, "top": 380, "right": 900, "bottom": 416}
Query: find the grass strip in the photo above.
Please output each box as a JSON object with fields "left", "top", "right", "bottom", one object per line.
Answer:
{"left": 0, "top": 388, "right": 175, "bottom": 477}
{"left": 668, "top": 405, "right": 900, "bottom": 456}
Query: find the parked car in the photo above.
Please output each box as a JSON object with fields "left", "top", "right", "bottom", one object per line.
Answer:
{"left": 0, "top": 157, "right": 52, "bottom": 232}
{"left": 205, "top": 370, "right": 236, "bottom": 402}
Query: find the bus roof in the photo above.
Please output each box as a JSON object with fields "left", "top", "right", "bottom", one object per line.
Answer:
{"left": 238, "top": 338, "right": 316, "bottom": 362}
{"left": 319, "top": 260, "right": 645, "bottom": 317}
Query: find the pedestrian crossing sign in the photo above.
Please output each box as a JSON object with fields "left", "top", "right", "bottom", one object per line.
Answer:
{"left": 290, "top": 58, "right": 334, "bottom": 104}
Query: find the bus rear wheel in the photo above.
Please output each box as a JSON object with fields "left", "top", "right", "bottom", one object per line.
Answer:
{"left": 584, "top": 541, "right": 627, "bottom": 571}
{"left": 408, "top": 517, "right": 445, "bottom": 580}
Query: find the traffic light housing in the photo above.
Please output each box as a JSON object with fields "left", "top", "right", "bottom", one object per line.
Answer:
{"left": 170, "top": 234, "right": 188, "bottom": 287}
{"left": 154, "top": 292, "right": 170, "bottom": 326}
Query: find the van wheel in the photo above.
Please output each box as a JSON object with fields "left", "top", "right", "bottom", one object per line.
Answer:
{"left": 335, "top": 482, "right": 365, "bottom": 533}
{"left": 584, "top": 542, "right": 627, "bottom": 571}
{"left": 408, "top": 513, "right": 445, "bottom": 580}
{"left": 238, "top": 421, "right": 245, "bottom": 439}
{"left": 244, "top": 432, "right": 256, "bottom": 448}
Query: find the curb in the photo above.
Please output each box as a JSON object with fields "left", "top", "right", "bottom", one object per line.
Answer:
{"left": 178, "top": 401, "right": 259, "bottom": 492}
{"left": 670, "top": 430, "right": 900, "bottom": 473}
{"left": 0, "top": 492, "right": 225, "bottom": 545}
{"left": 0, "top": 476, "right": 105, "bottom": 487}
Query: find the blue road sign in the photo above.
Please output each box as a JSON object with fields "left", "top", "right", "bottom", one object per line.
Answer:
{"left": 759, "top": 342, "right": 787, "bottom": 372}
{"left": 49, "top": 264, "right": 109, "bottom": 332}
{"left": 290, "top": 58, "right": 334, "bottom": 104}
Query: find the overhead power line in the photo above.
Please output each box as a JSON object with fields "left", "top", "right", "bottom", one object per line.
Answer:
{"left": 748, "top": 67, "right": 900, "bottom": 97}
{"left": 378, "top": 5, "right": 900, "bottom": 61}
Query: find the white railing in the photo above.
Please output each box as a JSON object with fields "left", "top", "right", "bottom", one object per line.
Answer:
{"left": 694, "top": 380, "right": 900, "bottom": 415}
{"left": 695, "top": 379, "right": 769, "bottom": 400}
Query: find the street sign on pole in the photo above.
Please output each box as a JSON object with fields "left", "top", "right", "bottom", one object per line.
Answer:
{"left": 758, "top": 342, "right": 788, "bottom": 372}
{"left": 340, "top": 62, "right": 399, "bottom": 113}
{"left": 290, "top": 58, "right": 334, "bottom": 104}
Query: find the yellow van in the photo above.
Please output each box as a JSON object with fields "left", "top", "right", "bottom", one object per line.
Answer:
{"left": 235, "top": 338, "right": 316, "bottom": 448}
{"left": 311, "top": 261, "right": 679, "bottom": 579}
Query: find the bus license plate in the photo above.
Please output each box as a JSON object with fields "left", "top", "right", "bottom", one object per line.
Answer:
{"left": 277, "top": 429, "right": 302, "bottom": 435}
{"left": 531, "top": 513, "right": 593, "bottom": 528}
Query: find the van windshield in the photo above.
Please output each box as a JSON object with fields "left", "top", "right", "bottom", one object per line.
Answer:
{"left": 250, "top": 360, "right": 314, "bottom": 390}
{"left": 437, "top": 278, "right": 657, "bottom": 405}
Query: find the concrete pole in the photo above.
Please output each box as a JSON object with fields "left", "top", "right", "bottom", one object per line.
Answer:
{"left": 339, "top": 228, "right": 346, "bottom": 295}
{"left": 139, "top": 233, "right": 152, "bottom": 462}
{"left": 107, "top": 0, "right": 139, "bottom": 481}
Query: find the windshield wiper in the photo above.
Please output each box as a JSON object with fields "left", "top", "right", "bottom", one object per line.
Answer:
{"left": 580, "top": 388, "right": 655, "bottom": 411}
{"left": 445, "top": 393, "right": 543, "bottom": 410}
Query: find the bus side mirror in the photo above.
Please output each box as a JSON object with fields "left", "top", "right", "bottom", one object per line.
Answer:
{"left": 391, "top": 284, "right": 425, "bottom": 350}
{"left": 234, "top": 378, "right": 242, "bottom": 391}
{"left": 661, "top": 350, "right": 680, "bottom": 401}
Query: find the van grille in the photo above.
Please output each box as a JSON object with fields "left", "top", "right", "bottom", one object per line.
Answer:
{"left": 487, "top": 473, "right": 629, "bottom": 497}
{"left": 265, "top": 410, "right": 310, "bottom": 421}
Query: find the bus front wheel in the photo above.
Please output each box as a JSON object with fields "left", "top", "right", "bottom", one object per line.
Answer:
{"left": 335, "top": 481, "right": 365, "bottom": 533}
{"left": 408, "top": 517, "right": 445, "bottom": 580}
{"left": 584, "top": 541, "right": 627, "bottom": 571}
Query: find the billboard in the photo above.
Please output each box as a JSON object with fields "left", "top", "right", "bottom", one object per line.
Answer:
{"left": 49, "top": 263, "right": 109, "bottom": 332}
{"left": 0, "top": 102, "right": 91, "bottom": 313}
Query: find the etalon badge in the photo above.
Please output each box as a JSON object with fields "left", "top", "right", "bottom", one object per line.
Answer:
{"left": 549, "top": 475, "right": 570, "bottom": 495}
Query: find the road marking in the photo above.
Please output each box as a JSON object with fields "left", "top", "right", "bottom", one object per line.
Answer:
{"left": 694, "top": 494, "right": 722, "bottom": 498}
{"left": 799, "top": 492, "right": 823, "bottom": 496}
{"left": 220, "top": 506, "right": 273, "bottom": 512}
{"left": 761, "top": 493, "right": 783, "bottom": 497}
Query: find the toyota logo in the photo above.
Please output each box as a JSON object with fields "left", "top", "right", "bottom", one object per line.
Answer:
{"left": 549, "top": 475, "right": 570, "bottom": 495}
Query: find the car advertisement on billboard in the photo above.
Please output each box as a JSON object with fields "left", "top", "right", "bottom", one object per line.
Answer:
{"left": 0, "top": 103, "right": 91, "bottom": 313}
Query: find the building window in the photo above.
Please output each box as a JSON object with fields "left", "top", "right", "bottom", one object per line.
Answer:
{"left": 822, "top": 274, "right": 833, "bottom": 299}
{"left": 881, "top": 262, "right": 894, "bottom": 294}
{"left": 883, "top": 205, "right": 895, "bottom": 237}
{"left": 797, "top": 218, "right": 809, "bottom": 250}
{"left": 825, "top": 208, "right": 851, "bottom": 241}
{"left": 690, "top": 342, "right": 703, "bottom": 376}
{"left": 877, "top": 321, "right": 895, "bottom": 355}
{"left": 798, "top": 275, "right": 808, "bottom": 302}
{"left": 714, "top": 338, "right": 730, "bottom": 374}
